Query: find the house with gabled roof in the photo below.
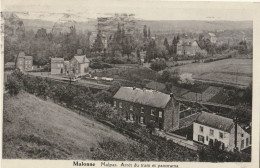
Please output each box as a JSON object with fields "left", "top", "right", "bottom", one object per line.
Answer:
{"left": 70, "top": 55, "right": 90, "bottom": 76}
{"left": 193, "top": 112, "right": 251, "bottom": 151}
{"left": 16, "top": 52, "right": 33, "bottom": 72}
{"left": 177, "top": 40, "right": 207, "bottom": 56}
{"left": 113, "top": 87, "right": 180, "bottom": 131}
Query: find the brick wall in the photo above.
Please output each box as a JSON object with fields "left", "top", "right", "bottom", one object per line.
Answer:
{"left": 113, "top": 98, "right": 164, "bottom": 129}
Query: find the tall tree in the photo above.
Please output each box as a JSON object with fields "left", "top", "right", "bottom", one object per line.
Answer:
{"left": 148, "top": 28, "right": 151, "bottom": 39}
{"left": 163, "top": 38, "right": 169, "bottom": 51}
{"left": 143, "top": 25, "right": 148, "bottom": 39}
{"left": 93, "top": 30, "right": 104, "bottom": 53}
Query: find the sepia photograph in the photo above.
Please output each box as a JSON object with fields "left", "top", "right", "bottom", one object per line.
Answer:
{"left": 1, "top": 0, "right": 259, "bottom": 167}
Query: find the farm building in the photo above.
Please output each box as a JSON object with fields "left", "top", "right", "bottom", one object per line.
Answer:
{"left": 113, "top": 87, "right": 180, "bottom": 131}
{"left": 193, "top": 112, "right": 251, "bottom": 152}
{"left": 51, "top": 58, "right": 64, "bottom": 75}
{"left": 16, "top": 52, "right": 33, "bottom": 72}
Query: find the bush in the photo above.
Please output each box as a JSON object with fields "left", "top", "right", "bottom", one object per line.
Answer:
{"left": 6, "top": 75, "right": 23, "bottom": 96}
{"left": 150, "top": 60, "right": 167, "bottom": 71}
{"left": 90, "top": 62, "right": 104, "bottom": 69}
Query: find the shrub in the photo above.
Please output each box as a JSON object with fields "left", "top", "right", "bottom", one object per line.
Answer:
{"left": 6, "top": 75, "right": 23, "bottom": 96}
{"left": 150, "top": 60, "right": 167, "bottom": 71}
{"left": 178, "top": 73, "right": 194, "bottom": 85}
{"left": 90, "top": 62, "right": 103, "bottom": 69}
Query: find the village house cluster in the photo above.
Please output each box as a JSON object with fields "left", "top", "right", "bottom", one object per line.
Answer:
{"left": 113, "top": 86, "right": 251, "bottom": 152}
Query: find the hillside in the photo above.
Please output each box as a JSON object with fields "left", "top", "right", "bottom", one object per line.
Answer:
{"left": 21, "top": 18, "right": 252, "bottom": 34}
{"left": 2, "top": 92, "right": 132, "bottom": 159}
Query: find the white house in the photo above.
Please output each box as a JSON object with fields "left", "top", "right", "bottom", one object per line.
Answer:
{"left": 70, "top": 55, "right": 90, "bottom": 76}
{"left": 208, "top": 33, "right": 217, "bottom": 43}
{"left": 193, "top": 112, "right": 251, "bottom": 152}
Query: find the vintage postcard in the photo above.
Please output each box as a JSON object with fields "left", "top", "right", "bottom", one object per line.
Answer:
{"left": 1, "top": 0, "right": 259, "bottom": 168}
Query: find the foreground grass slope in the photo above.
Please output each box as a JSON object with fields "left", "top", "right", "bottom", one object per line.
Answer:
{"left": 3, "top": 91, "right": 132, "bottom": 159}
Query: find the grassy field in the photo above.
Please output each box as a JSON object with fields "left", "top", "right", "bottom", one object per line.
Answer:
{"left": 3, "top": 92, "right": 133, "bottom": 159}
{"left": 169, "top": 59, "right": 252, "bottom": 86}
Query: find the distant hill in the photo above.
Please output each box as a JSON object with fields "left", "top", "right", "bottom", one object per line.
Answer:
{"left": 136, "top": 20, "right": 253, "bottom": 34}
{"left": 21, "top": 18, "right": 252, "bottom": 34}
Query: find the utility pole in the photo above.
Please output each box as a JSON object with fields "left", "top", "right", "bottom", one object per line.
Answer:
{"left": 235, "top": 69, "right": 238, "bottom": 89}
{"left": 234, "top": 115, "right": 238, "bottom": 151}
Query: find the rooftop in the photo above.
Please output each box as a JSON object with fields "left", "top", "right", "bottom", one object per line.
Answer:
{"left": 74, "top": 55, "right": 90, "bottom": 63}
{"left": 51, "top": 58, "right": 64, "bottom": 62}
{"left": 146, "top": 81, "right": 166, "bottom": 92}
{"left": 208, "top": 33, "right": 216, "bottom": 37}
{"left": 113, "top": 87, "right": 172, "bottom": 108}
{"left": 18, "top": 52, "right": 33, "bottom": 59}
{"left": 195, "top": 112, "right": 234, "bottom": 132}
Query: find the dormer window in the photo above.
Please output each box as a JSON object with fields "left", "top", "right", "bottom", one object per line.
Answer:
{"left": 119, "top": 102, "right": 122, "bottom": 108}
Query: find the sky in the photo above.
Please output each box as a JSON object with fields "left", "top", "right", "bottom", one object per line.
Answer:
{"left": 2, "top": 0, "right": 255, "bottom": 21}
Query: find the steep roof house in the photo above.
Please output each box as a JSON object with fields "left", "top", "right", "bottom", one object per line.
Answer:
{"left": 177, "top": 40, "right": 207, "bottom": 56}
{"left": 113, "top": 87, "right": 180, "bottom": 131}
{"left": 193, "top": 112, "right": 251, "bottom": 151}
{"left": 70, "top": 55, "right": 90, "bottom": 76}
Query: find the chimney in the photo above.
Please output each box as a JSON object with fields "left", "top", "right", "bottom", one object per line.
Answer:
{"left": 170, "top": 93, "right": 174, "bottom": 98}
{"left": 133, "top": 87, "right": 136, "bottom": 90}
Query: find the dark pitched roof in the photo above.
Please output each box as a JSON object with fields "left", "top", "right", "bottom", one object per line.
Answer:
{"left": 195, "top": 112, "right": 234, "bottom": 132}
{"left": 146, "top": 81, "right": 166, "bottom": 92}
{"left": 5, "top": 62, "right": 15, "bottom": 66}
{"left": 113, "top": 87, "right": 171, "bottom": 108}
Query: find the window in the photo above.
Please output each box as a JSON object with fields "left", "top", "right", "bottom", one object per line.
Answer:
{"left": 200, "top": 126, "right": 204, "bottom": 133}
{"left": 119, "top": 102, "right": 122, "bottom": 108}
{"left": 61, "top": 64, "right": 63, "bottom": 68}
{"left": 58, "top": 64, "right": 60, "bottom": 68}
{"left": 141, "top": 107, "right": 144, "bottom": 113}
{"left": 241, "top": 140, "right": 244, "bottom": 149}
{"left": 198, "top": 135, "right": 204, "bottom": 143}
{"left": 209, "top": 129, "right": 214, "bottom": 136}
{"left": 140, "top": 116, "right": 144, "bottom": 124}
{"left": 241, "top": 134, "right": 244, "bottom": 137}
{"left": 130, "top": 113, "right": 133, "bottom": 121}
{"left": 113, "top": 101, "right": 116, "bottom": 107}
{"left": 159, "top": 111, "right": 162, "bottom": 118}
{"left": 219, "top": 132, "right": 224, "bottom": 139}
{"left": 246, "top": 138, "right": 249, "bottom": 147}
{"left": 151, "top": 109, "right": 155, "bottom": 116}
{"left": 130, "top": 105, "right": 133, "bottom": 111}
{"left": 206, "top": 136, "right": 208, "bottom": 141}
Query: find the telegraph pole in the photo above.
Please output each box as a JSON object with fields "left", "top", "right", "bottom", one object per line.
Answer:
{"left": 234, "top": 115, "right": 238, "bottom": 151}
